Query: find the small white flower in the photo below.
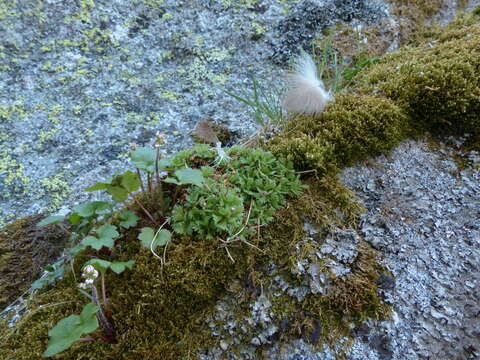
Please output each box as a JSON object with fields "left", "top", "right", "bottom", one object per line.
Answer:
{"left": 83, "top": 265, "right": 95, "bottom": 273}
{"left": 82, "top": 265, "right": 99, "bottom": 279}
{"left": 155, "top": 131, "right": 167, "bottom": 146}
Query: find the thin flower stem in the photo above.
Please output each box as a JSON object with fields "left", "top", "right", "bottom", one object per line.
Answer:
{"left": 227, "top": 201, "right": 254, "bottom": 242}
{"left": 155, "top": 147, "right": 161, "bottom": 185}
{"left": 147, "top": 174, "right": 152, "bottom": 194}
{"left": 147, "top": 220, "right": 170, "bottom": 281}
{"left": 155, "top": 147, "right": 165, "bottom": 213}
{"left": 101, "top": 273, "right": 107, "bottom": 309}
{"left": 136, "top": 168, "right": 146, "bottom": 195}
{"left": 91, "top": 286, "right": 116, "bottom": 341}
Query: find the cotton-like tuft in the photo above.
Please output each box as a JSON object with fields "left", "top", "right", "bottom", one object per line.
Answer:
{"left": 283, "top": 52, "right": 333, "bottom": 115}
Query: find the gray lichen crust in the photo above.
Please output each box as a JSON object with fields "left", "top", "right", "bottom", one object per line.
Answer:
{"left": 341, "top": 139, "right": 480, "bottom": 360}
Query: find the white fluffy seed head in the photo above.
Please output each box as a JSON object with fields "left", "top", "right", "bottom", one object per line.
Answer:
{"left": 282, "top": 52, "right": 333, "bottom": 115}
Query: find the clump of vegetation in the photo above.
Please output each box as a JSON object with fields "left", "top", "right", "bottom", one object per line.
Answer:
{"left": 170, "top": 145, "right": 304, "bottom": 241}
{"left": 386, "top": 0, "right": 451, "bottom": 44}
{"left": 0, "top": 136, "right": 304, "bottom": 358}
{"left": 354, "top": 10, "right": 480, "bottom": 137}
{"left": 267, "top": 93, "right": 406, "bottom": 173}
{"left": 388, "top": 0, "right": 444, "bottom": 22}
{"left": 1, "top": 169, "right": 388, "bottom": 359}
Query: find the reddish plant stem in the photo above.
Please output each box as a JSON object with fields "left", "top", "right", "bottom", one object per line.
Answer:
{"left": 124, "top": 202, "right": 146, "bottom": 221}
{"left": 171, "top": 186, "right": 182, "bottom": 206}
{"left": 78, "top": 337, "right": 97, "bottom": 343}
{"left": 133, "top": 196, "right": 158, "bottom": 226}
{"left": 98, "top": 333, "right": 118, "bottom": 344}
{"left": 92, "top": 286, "right": 116, "bottom": 341}
{"left": 147, "top": 174, "right": 152, "bottom": 194}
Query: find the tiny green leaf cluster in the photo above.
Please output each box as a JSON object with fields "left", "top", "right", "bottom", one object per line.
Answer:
{"left": 169, "top": 145, "right": 305, "bottom": 240}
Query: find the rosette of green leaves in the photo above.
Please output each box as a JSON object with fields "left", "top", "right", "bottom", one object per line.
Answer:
{"left": 169, "top": 144, "right": 216, "bottom": 168}
{"left": 171, "top": 180, "right": 244, "bottom": 240}
{"left": 224, "top": 146, "right": 304, "bottom": 224}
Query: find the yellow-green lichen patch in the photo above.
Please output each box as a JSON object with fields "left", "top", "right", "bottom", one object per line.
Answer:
{"left": 40, "top": 173, "right": 72, "bottom": 213}
{"left": 0, "top": 215, "right": 67, "bottom": 310}
{"left": 267, "top": 93, "right": 406, "bottom": 173}
{"left": 0, "top": 147, "right": 29, "bottom": 194}
{"left": 0, "top": 0, "right": 17, "bottom": 23}
{"left": 63, "top": 0, "right": 95, "bottom": 24}
{"left": 354, "top": 13, "right": 480, "bottom": 138}
{"left": 47, "top": 104, "right": 63, "bottom": 124}
{"left": 37, "top": 127, "right": 60, "bottom": 148}
{"left": 0, "top": 102, "right": 27, "bottom": 121}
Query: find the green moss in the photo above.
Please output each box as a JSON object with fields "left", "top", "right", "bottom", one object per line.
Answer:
{"left": 0, "top": 215, "right": 67, "bottom": 310}
{"left": 269, "top": 242, "right": 389, "bottom": 349}
{"left": 0, "top": 171, "right": 388, "bottom": 359}
{"left": 388, "top": 0, "right": 443, "bottom": 21}
{"left": 385, "top": 0, "right": 476, "bottom": 44}
{"left": 267, "top": 93, "right": 406, "bottom": 173}
{"left": 354, "top": 13, "right": 480, "bottom": 137}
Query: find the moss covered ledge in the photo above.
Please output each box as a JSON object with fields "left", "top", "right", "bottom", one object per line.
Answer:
{"left": 0, "top": 214, "right": 67, "bottom": 310}
{"left": 0, "top": 173, "right": 387, "bottom": 359}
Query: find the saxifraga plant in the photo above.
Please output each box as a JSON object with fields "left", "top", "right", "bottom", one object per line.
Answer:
{"left": 36, "top": 136, "right": 304, "bottom": 357}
